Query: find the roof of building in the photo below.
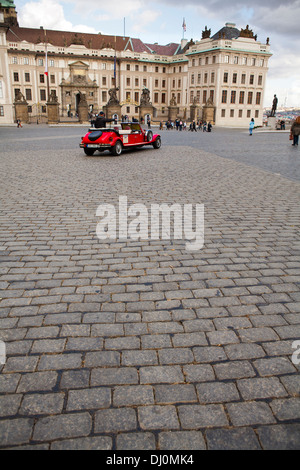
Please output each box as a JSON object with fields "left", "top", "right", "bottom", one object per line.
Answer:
{"left": 211, "top": 23, "right": 241, "bottom": 40}
{"left": 0, "top": 0, "right": 16, "bottom": 7}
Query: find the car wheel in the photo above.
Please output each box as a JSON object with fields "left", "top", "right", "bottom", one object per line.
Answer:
{"left": 146, "top": 130, "right": 153, "bottom": 142}
{"left": 112, "top": 140, "right": 122, "bottom": 156}
{"left": 153, "top": 137, "right": 161, "bottom": 149}
{"left": 84, "top": 148, "right": 95, "bottom": 156}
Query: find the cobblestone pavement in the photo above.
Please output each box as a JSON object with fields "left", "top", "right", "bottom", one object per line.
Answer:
{"left": 0, "top": 126, "right": 299, "bottom": 450}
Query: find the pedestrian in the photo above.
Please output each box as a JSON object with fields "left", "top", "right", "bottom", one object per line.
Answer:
{"left": 179, "top": 120, "right": 183, "bottom": 131}
{"left": 203, "top": 121, "right": 207, "bottom": 132}
{"left": 290, "top": 116, "right": 300, "bottom": 147}
{"left": 207, "top": 122, "right": 212, "bottom": 132}
{"left": 16, "top": 119, "right": 22, "bottom": 128}
{"left": 192, "top": 120, "right": 197, "bottom": 132}
{"left": 249, "top": 118, "right": 255, "bottom": 136}
{"left": 147, "top": 116, "right": 151, "bottom": 129}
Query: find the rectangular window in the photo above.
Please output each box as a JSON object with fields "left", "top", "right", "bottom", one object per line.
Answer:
{"left": 102, "top": 63, "right": 106, "bottom": 70}
{"left": 25, "top": 89, "right": 32, "bottom": 101}
{"left": 126, "top": 91, "right": 131, "bottom": 100}
{"left": 232, "top": 73, "right": 237, "bottom": 84}
{"left": 14, "top": 88, "right": 20, "bottom": 99}
{"left": 126, "top": 77, "right": 130, "bottom": 86}
{"left": 197, "top": 90, "right": 200, "bottom": 103}
{"left": 172, "top": 79, "right": 175, "bottom": 88}
{"left": 221, "top": 90, "right": 227, "bottom": 103}
{"left": 25, "top": 72, "right": 30, "bottom": 82}
{"left": 255, "top": 110, "right": 259, "bottom": 118}
{"left": 256, "top": 92, "right": 261, "bottom": 105}
{"left": 49, "top": 59, "right": 54, "bottom": 67}
{"left": 143, "top": 78, "right": 147, "bottom": 86}
{"left": 38, "top": 59, "right": 43, "bottom": 66}
{"left": 252, "top": 58, "right": 256, "bottom": 66}
{"left": 161, "top": 93, "right": 166, "bottom": 104}
{"left": 248, "top": 92, "right": 253, "bottom": 104}
{"left": 250, "top": 75, "right": 254, "bottom": 85}
{"left": 24, "top": 57, "right": 29, "bottom": 65}
{"left": 190, "top": 91, "right": 194, "bottom": 103}
{"left": 230, "top": 109, "right": 234, "bottom": 117}
{"left": 154, "top": 92, "right": 159, "bottom": 103}
{"left": 203, "top": 90, "right": 207, "bottom": 104}
{"left": 239, "top": 91, "right": 245, "bottom": 104}
{"left": 242, "top": 57, "right": 247, "bottom": 65}
{"left": 204, "top": 73, "right": 208, "bottom": 84}
{"left": 177, "top": 93, "right": 180, "bottom": 104}
{"left": 155, "top": 66, "right": 159, "bottom": 72}
{"left": 231, "top": 90, "right": 236, "bottom": 104}
{"left": 102, "top": 91, "right": 107, "bottom": 102}
{"left": 135, "top": 64, "right": 139, "bottom": 71}
{"left": 40, "top": 74, "right": 45, "bottom": 83}
{"left": 197, "top": 74, "right": 201, "bottom": 84}
{"left": 247, "top": 110, "right": 251, "bottom": 118}
{"left": 50, "top": 75, "right": 55, "bottom": 84}
{"left": 241, "top": 74, "right": 246, "bottom": 84}
{"left": 154, "top": 79, "right": 158, "bottom": 87}
{"left": 135, "top": 78, "right": 139, "bottom": 87}
{"left": 205, "top": 56, "right": 209, "bottom": 64}
{"left": 162, "top": 67, "right": 166, "bottom": 73}
{"left": 134, "top": 92, "right": 139, "bottom": 103}
{"left": 143, "top": 65, "right": 147, "bottom": 72}
{"left": 234, "top": 56, "right": 238, "bottom": 64}
{"left": 14, "top": 72, "right": 19, "bottom": 82}
{"left": 221, "top": 109, "right": 226, "bottom": 117}
{"left": 28, "top": 105, "right": 32, "bottom": 113}
{"left": 258, "top": 75, "right": 263, "bottom": 86}
{"left": 260, "top": 59, "right": 264, "bottom": 67}
{"left": 102, "top": 76, "right": 106, "bottom": 86}
{"left": 40, "top": 89, "right": 46, "bottom": 101}
{"left": 191, "top": 74, "right": 194, "bottom": 85}
{"left": 126, "top": 64, "right": 130, "bottom": 71}
{"left": 212, "top": 55, "right": 216, "bottom": 64}
{"left": 13, "top": 57, "right": 17, "bottom": 64}
{"left": 211, "top": 72, "right": 215, "bottom": 84}
{"left": 239, "top": 109, "right": 243, "bottom": 118}
{"left": 224, "top": 55, "right": 229, "bottom": 63}
{"left": 210, "top": 90, "right": 214, "bottom": 103}
{"left": 0, "top": 105, "right": 4, "bottom": 116}
{"left": 162, "top": 80, "right": 166, "bottom": 88}
{"left": 178, "top": 79, "right": 181, "bottom": 87}
{"left": 223, "top": 72, "right": 228, "bottom": 83}
{"left": 192, "top": 59, "right": 195, "bottom": 66}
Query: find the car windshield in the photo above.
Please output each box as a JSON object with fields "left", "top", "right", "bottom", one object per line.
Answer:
{"left": 121, "top": 123, "right": 141, "bottom": 132}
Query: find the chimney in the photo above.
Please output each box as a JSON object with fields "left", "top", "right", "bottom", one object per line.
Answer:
{"left": 181, "top": 38, "right": 188, "bottom": 49}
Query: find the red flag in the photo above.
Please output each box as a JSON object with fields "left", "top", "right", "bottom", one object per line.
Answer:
{"left": 182, "top": 18, "right": 186, "bottom": 32}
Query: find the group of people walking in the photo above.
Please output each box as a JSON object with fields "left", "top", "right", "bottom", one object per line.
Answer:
{"left": 162, "top": 119, "right": 212, "bottom": 132}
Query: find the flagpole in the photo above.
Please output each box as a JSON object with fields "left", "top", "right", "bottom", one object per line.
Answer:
{"left": 44, "top": 28, "right": 50, "bottom": 102}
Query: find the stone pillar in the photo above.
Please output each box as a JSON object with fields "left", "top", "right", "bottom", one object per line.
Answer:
{"left": 47, "top": 101, "right": 60, "bottom": 124}
{"left": 14, "top": 100, "right": 29, "bottom": 124}
{"left": 103, "top": 104, "right": 122, "bottom": 121}
{"left": 168, "top": 106, "right": 179, "bottom": 122}
{"left": 203, "top": 104, "right": 216, "bottom": 124}
{"left": 267, "top": 116, "right": 276, "bottom": 129}
{"left": 139, "top": 105, "right": 154, "bottom": 124}
{"left": 78, "top": 101, "right": 89, "bottom": 123}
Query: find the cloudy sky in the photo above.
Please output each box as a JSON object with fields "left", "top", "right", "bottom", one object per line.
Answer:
{"left": 16, "top": 0, "right": 300, "bottom": 107}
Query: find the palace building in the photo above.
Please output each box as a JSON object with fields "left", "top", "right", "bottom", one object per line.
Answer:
{"left": 0, "top": 2, "right": 272, "bottom": 126}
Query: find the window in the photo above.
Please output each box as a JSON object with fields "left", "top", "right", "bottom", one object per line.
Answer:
{"left": 221, "top": 109, "right": 226, "bottom": 117}
{"left": 126, "top": 92, "right": 130, "bottom": 100}
{"left": 232, "top": 73, "right": 237, "bottom": 84}
{"left": 25, "top": 89, "right": 32, "bottom": 101}
{"left": 126, "top": 106, "right": 130, "bottom": 113}
{"left": 212, "top": 55, "right": 216, "bottom": 64}
{"left": 224, "top": 55, "right": 229, "bottom": 63}
{"left": 258, "top": 75, "right": 263, "bottom": 86}
{"left": 162, "top": 67, "right": 166, "bottom": 73}
{"left": 0, "top": 106, "right": 4, "bottom": 116}
{"left": 223, "top": 72, "right": 228, "bottom": 83}
{"left": 14, "top": 88, "right": 20, "bottom": 99}
{"left": 252, "top": 58, "right": 256, "bottom": 66}
{"left": 241, "top": 74, "right": 246, "bottom": 84}
{"left": 50, "top": 75, "right": 55, "bottom": 84}
{"left": 89, "top": 91, "right": 93, "bottom": 97}
{"left": 126, "top": 64, "right": 130, "bottom": 71}
{"left": 260, "top": 59, "right": 264, "bottom": 67}
{"left": 221, "top": 90, "right": 227, "bottom": 103}
{"left": 205, "top": 56, "right": 209, "bottom": 64}
{"left": 13, "top": 57, "right": 17, "bottom": 64}
{"left": 203, "top": 90, "right": 207, "bottom": 104}
{"left": 190, "top": 91, "right": 194, "bottom": 103}
{"left": 178, "top": 79, "right": 181, "bottom": 87}
{"left": 102, "top": 91, "right": 107, "bottom": 102}
{"left": 250, "top": 75, "right": 254, "bottom": 85}
{"left": 0, "top": 81, "right": 2, "bottom": 98}
{"left": 179, "top": 66, "right": 182, "bottom": 72}
{"left": 173, "top": 67, "right": 176, "bottom": 73}
{"left": 38, "top": 59, "right": 43, "bottom": 66}
{"left": 192, "top": 59, "right": 195, "bottom": 66}
{"left": 102, "top": 63, "right": 107, "bottom": 70}
{"left": 255, "top": 110, "right": 259, "bottom": 118}
{"left": 161, "top": 93, "right": 166, "bottom": 104}
{"left": 209, "top": 90, "right": 214, "bottom": 103}
{"left": 143, "top": 65, "right": 147, "bottom": 72}
{"left": 239, "top": 91, "right": 245, "bottom": 104}
{"left": 242, "top": 57, "right": 247, "bottom": 65}
{"left": 172, "top": 79, "right": 175, "bottom": 88}
{"left": 230, "top": 109, "right": 234, "bottom": 117}
{"left": 198, "top": 58, "right": 202, "bottom": 66}
{"left": 24, "top": 57, "right": 29, "bottom": 65}
{"left": 154, "top": 79, "right": 158, "bottom": 87}
{"left": 234, "top": 56, "right": 238, "bottom": 64}
{"left": 25, "top": 72, "right": 30, "bottom": 82}
{"left": 247, "top": 92, "right": 253, "bottom": 104}
{"left": 239, "top": 110, "right": 243, "bottom": 118}
{"left": 134, "top": 92, "right": 139, "bottom": 103}
{"left": 256, "top": 92, "right": 261, "bottom": 105}
{"left": 14, "top": 72, "right": 19, "bottom": 82}
{"left": 196, "top": 90, "right": 200, "bottom": 103}
{"left": 135, "top": 78, "right": 139, "bottom": 87}
{"left": 102, "top": 77, "right": 107, "bottom": 86}
{"left": 197, "top": 74, "right": 201, "bottom": 84}
{"left": 40, "top": 74, "right": 45, "bottom": 83}
{"left": 40, "top": 90, "right": 46, "bottom": 101}
{"left": 28, "top": 106, "right": 32, "bottom": 113}
{"left": 162, "top": 80, "right": 166, "bottom": 88}
{"left": 126, "top": 77, "right": 130, "bottom": 86}
{"left": 49, "top": 59, "right": 54, "bottom": 67}
{"left": 154, "top": 92, "right": 159, "bottom": 103}
{"left": 191, "top": 74, "right": 194, "bottom": 85}
{"left": 247, "top": 110, "right": 251, "bottom": 118}
{"left": 155, "top": 66, "right": 159, "bottom": 73}
{"left": 143, "top": 78, "right": 147, "bottom": 86}
{"left": 231, "top": 91, "right": 236, "bottom": 104}
{"left": 135, "top": 64, "right": 139, "bottom": 71}
{"left": 42, "top": 105, "right": 47, "bottom": 113}
{"left": 204, "top": 73, "right": 208, "bottom": 84}
{"left": 211, "top": 73, "right": 215, "bottom": 84}
{"left": 177, "top": 93, "right": 180, "bottom": 104}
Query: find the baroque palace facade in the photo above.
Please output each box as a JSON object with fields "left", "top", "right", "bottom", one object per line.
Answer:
{"left": 0, "top": 2, "right": 272, "bottom": 126}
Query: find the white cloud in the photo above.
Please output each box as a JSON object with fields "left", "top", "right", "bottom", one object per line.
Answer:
{"left": 131, "top": 10, "right": 161, "bottom": 34}
{"left": 19, "top": 0, "right": 98, "bottom": 33}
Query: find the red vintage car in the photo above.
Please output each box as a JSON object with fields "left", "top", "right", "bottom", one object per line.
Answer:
{"left": 80, "top": 122, "right": 161, "bottom": 156}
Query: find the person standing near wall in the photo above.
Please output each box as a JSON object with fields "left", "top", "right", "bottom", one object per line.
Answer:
{"left": 290, "top": 116, "right": 300, "bottom": 147}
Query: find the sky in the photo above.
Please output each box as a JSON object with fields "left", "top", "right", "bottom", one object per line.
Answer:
{"left": 15, "top": 0, "right": 300, "bottom": 108}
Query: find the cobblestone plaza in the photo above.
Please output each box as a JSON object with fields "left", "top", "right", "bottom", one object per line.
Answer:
{"left": 0, "top": 126, "right": 299, "bottom": 450}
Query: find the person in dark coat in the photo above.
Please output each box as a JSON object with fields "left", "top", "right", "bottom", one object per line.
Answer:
{"left": 94, "top": 111, "right": 116, "bottom": 128}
